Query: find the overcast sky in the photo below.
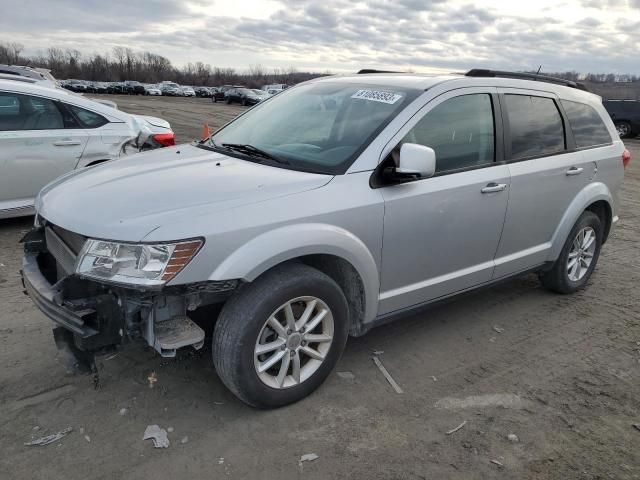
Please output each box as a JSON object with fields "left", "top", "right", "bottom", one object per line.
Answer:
{"left": 3, "top": 0, "right": 639, "bottom": 74}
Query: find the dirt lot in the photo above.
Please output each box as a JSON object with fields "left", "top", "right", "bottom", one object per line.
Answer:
{"left": 95, "top": 94, "right": 248, "bottom": 144}
{"left": 0, "top": 96, "right": 639, "bottom": 480}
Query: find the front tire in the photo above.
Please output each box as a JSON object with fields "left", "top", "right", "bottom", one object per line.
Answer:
{"left": 212, "top": 263, "right": 349, "bottom": 408}
{"left": 539, "top": 211, "right": 602, "bottom": 294}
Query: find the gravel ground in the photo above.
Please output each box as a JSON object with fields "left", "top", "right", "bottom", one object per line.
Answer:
{"left": 94, "top": 94, "right": 247, "bottom": 143}
{"left": 0, "top": 96, "right": 638, "bottom": 479}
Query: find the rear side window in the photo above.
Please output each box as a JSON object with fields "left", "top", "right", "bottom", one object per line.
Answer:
{"left": 403, "top": 93, "right": 495, "bottom": 173}
{"left": 0, "top": 93, "right": 20, "bottom": 118}
{"left": 561, "top": 100, "right": 611, "bottom": 148}
{"left": 505, "top": 95, "right": 565, "bottom": 160}
{"left": 0, "top": 92, "right": 64, "bottom": 131}
{"left": 68, "top": 104, "right": 108, "bottom": 128}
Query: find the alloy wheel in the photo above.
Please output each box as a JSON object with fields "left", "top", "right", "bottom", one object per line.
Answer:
{"left": 254, "top": 296, "right": 334, "bottom": 389}
{"left": 567, "top": 227, "right": 596, "bottom": 281}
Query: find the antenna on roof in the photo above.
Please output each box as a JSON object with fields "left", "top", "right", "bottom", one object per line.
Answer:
{"left": 536, "top": 65, "right": 542, "bottom": 75}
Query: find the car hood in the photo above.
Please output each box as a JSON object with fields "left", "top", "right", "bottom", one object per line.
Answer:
{"left": 38, "top": 144, "right": 332, "bottom": 242}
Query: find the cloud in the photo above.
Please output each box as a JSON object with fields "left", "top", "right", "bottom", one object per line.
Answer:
{"left": 2, "top": 0, "right": 193, "bottom": 33}
{"left": 2, "top": 0, "right": 639, "bottom": 73}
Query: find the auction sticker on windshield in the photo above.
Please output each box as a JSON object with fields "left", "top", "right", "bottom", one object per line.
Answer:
{"left": 351, "top": 89, "right": 403, "bottom": 104}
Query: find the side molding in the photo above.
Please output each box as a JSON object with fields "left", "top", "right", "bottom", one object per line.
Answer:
{"left": 209, "top": 223, "right": 380, "bottom": 323}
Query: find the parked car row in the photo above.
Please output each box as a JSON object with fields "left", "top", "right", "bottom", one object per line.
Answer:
{"left": 59, "top": 79, "right": 287, "bottom": 106}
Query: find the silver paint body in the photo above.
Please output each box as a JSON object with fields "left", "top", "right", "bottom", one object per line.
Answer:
{"left": 36, "top": 74, "right": 625, "bottom": 327}
{"left": 0, "top": 79, "right": 172, "bottom": 219}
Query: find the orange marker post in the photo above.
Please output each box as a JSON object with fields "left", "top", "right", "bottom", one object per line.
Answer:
{"left": 201, "top": 123, "right": 210, "bottom": 141}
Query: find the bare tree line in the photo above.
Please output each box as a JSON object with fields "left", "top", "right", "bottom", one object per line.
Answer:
{"left": 531, "top": 71, "right": 640, "bottom": 99}
{"left": 540, "top": 70, "right": 640, "bottom": 84}
{"left": 2, "top": 41, "right": 639, "bottom": 97}
{"left": 0, "top": 42, "right": 327, "bottom": 87}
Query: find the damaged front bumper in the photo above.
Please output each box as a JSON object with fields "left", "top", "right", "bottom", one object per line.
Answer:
{"left": 21, "top": 225, "right": 237, "bottom": 367}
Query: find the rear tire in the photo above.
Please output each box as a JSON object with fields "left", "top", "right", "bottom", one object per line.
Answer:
{"left": 615, "top": 121, "right": 632, "bottom": 138}
{"left": 212, "top": 263, "right": 349, "bottom": 408}
{"left": 539, "top": 211, "right": 602, "bottom": 294}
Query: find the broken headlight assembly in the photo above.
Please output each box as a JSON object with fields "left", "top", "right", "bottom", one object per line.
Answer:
{"left": 75, "top": 238, "right": 203, "bottom": 287}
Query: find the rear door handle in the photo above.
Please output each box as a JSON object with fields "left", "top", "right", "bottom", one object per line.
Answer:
{"left": 53, "top": 140, "right": 82, "bottom": 146}
{"left": 566, "top": 167, "right": 584, "bottom": 176}
{"left": 481, "top": 182, "right": 507, "bottom": 193}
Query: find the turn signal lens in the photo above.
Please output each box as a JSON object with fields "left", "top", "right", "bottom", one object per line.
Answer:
{"left": 161, "top": 240, "right": 203, "bottom": 281}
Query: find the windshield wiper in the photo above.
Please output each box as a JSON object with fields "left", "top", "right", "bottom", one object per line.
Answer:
{"left": 221, "top": 143, "right": 289, "bottom": 165}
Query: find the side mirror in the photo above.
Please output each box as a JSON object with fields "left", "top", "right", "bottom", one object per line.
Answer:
{"left": 397, "top": 143, "right": 436, "bottom": 179}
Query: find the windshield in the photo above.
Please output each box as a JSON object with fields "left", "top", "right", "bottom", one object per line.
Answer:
{"left": 206, "top": 81, "right": 420, "bottom": 174}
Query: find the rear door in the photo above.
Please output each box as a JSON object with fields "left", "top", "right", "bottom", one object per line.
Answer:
{"left": 0, "top": 91, "right": 88, "bottom": 212}
{"left": 493, "top": 89, "right": 595, "bottom": 278}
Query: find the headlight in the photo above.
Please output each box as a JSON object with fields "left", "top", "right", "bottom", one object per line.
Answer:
{"left": 76, "top": 239, "right": 203, "bottom": 287}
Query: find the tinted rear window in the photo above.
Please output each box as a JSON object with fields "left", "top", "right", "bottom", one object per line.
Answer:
{"left": 561, "top": 100, "right": 611, "bottom": 148}
{"left": 505, "top": 95, "right": 565, "bottom": 160}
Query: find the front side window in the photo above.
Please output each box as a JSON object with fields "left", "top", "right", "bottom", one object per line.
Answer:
{"left": 0, "top": 92, "right": 64, "bottom": 131}
{"left": 68, "top": 104, "right": 108, "bottom": 128}
{"left": 505, "top": 95, "right": 565, "bottom": 160}
{"left": 208, "top": 82, "right": 421, "bottom": 174}
{"left": 561, "top": 100, "right": 611, "bottom": 148}
{"left": 401, "top": 93, "right": 495, "bottom": 173}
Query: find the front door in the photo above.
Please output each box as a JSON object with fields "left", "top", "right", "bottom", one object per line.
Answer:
{"left": 379, "top": 89, "right": 510, "bottom": 315}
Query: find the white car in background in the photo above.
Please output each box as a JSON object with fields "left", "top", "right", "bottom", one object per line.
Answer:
{"left": 181, "top": 86, "right": 196, "bottom": 97}
{"left": 0, "top": 78, "right": 174, "bottom": 219}
{"left": 144, "top": 84, "right": 163, "bottom": 96}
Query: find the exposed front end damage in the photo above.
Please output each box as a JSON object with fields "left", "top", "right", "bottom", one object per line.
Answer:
{"left": 21, "top": 224, "right": 237, "bottom": 372}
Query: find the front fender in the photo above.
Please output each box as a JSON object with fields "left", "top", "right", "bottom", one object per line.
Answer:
{"left": 210, "top": 223, "right": 380, "bottom": 323}
{"left": 548, "top": 181, "right": 613, "bottom": 261}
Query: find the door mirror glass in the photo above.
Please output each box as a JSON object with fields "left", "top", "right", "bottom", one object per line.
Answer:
{"left": 397, "top": 143, "right": 436, "bottom": 179}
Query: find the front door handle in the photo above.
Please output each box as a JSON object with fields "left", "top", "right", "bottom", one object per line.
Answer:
{"left": 53, "top": 140, "right": 82, "bottom": 146}
{"left": 566, "top": 167, "right": 584, "bottom": 176}
{"left": 481, "top": 182, "right": 507, "bottom": 194}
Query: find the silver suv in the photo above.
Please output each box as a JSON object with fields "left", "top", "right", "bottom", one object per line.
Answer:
{"left": 22, "top": 69, "right": 629, "bottom": 408}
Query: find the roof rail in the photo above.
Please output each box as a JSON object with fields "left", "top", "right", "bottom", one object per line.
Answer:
{"left": 357, "top": 69, "right": 404, "bottom": 74}
{"left": 465, "top": 69, "right": 588, "bottom": 91}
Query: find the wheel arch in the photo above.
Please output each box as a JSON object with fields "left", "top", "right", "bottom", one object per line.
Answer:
{"left": 209, "top": 223, "right": 380, "bottom": 329}
{"left": 585, "top": 200, "right": 613, "bottom": 244}
{"left": 548, "top": 182, "right": 614, "bottom": 260}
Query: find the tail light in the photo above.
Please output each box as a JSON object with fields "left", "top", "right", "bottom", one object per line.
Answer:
{"left": 622, "top": 149, "right": 631, "bottom": 169}
{"left": 152, "top": 132, "right": 175, "bottom": 147}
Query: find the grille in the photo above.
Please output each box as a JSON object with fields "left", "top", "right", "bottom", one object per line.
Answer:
{"left": 50, "top": 224, "right": 86, "bottom": 255}
{"left": 45, "top": 227, "right": 79, "bottom": 275}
